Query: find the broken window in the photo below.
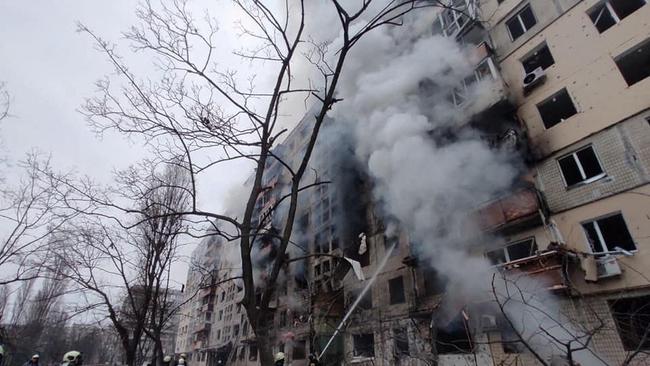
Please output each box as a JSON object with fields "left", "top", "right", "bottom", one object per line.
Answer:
{"left": 423, "top": 267, "right": 448, "bottom": 295}
{"left": 557, "top": 145, "right": 605, "bottom": 187}
{"left": 353, "top": 333, "right": 375, "bottom": 358}
{"left": 293, "top": 340, "right": 307, "bottom": 359}
{"left": 435, "top": 312, "right": 473, "bottom": 354}
{"left": 350, "top": 288, "right": 373, "bottom": 310}
{"left": 249, "top": 344, "right": 258, "bottom": 361}
{"left": 610, "top": 295, "right": 650, "bottom": 350}
{"left": 588, "top": 0, "right": 646, "bottom": 33}
{"left": 522, "top": 42, "right": 555, "bottom": 73}
{"left": 506, "top": 4, "right": 537, "bottom": 41}
{"left": 486, "top": 238, "right": 538, "bottom": 265}
{"left": 389, "top": 276, "right": 406, "bottom": 305}
{"left": 537, "top": 88, "right": 578, "bottom": 128}
{"left": 583, "top": 213, "right": 636, "bottom": 254}
{"left": 393, "top": 328, "right": 410, "bottom": 356}
{"left": 434, "top": 0, "right": 470, "bottom": 38}
{"left": 615, "top": 38, "right": 650, "bottom": 86}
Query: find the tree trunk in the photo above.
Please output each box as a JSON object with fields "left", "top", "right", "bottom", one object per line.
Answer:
{"left": 256, "top": 328, "right": 275, "bottom": 366}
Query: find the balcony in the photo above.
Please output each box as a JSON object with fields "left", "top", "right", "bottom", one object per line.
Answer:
{"left": 474, "top": 187, "right": 543, "bottom": 234}
{"left": 496, "top": 250, "right": 568, "bottom": 292}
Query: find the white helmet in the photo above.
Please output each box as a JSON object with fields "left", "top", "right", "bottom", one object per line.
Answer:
{"left": 163, "top": 356, "right": 172, "bottom": 363}
{"left": 178, "top": 359, "right": 186, "bottom": 365}
{"left": 274, "top": 352, "right": 285, "bottom": 361}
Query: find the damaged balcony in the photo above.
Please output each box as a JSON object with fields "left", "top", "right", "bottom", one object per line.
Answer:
{"left": 473, "top": 186, "right": 544, "bottom": 235}
{"left": 495, "top": 249, "right": 569, "bottom": 292}
{"left": 450, "top": 43, "right": 513, "bottom": 118}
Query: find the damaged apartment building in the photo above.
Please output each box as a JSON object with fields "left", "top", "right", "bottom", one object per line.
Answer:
{"left": 175, "top": 0, "right": 650, "bottom": 365}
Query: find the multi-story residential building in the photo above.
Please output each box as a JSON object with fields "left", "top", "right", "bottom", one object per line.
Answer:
{"left": 177, "top": 1, "right": 650, "bottom": 365}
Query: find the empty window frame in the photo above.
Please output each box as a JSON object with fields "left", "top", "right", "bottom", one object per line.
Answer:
{"left": 588, "top": 0, "right": 647, "bottom": 33}
{"left": 394, "top": 328, "right": 410, "bottom": 356}
{"left": 486, "top": 238, "right": 538, "bottom": 265}
{"left": 293, "top": 340, "right": 307, "bottom": 359}
{"left": 353, "top": 333, "right": 375, "bottom": 358}
{"left": 433, "top": 0, "right": 471, "bottom": 37}
{"left": 435, "top": 312, "right": 474, "bottom": 354}
{"left": 557, "top": 145, "right": 605, "bottom": 187}
{"left": 389, "top": 276, "right": 406, "bottom": 305}
{"left": 522, "top": 42, "right": 555, "bottom": 74}
{"left": 423, "top": 267, "right": 448, "bottom": 295}
{"left": 610, "top": 295, "right": 650, "bottom": 350}
{"left": 506, "top": 4, "right": 537, "bottom": 41}
{"left": 615, "top": 38, "right": 650, "bottom": 86}
{"left": 582, "top": 213, "right": 636, "bottom": 254}
{"left": 537, "top": 88, "right": 578, "bottom": 128}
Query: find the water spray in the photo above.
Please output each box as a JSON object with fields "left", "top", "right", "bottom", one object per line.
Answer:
{"left": 318, "top": 243, "right": 397, "bottom": 360}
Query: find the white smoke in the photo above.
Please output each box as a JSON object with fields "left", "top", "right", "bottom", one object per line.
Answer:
{"left": 315, "top": 4, "right": 608, "bottom": 365}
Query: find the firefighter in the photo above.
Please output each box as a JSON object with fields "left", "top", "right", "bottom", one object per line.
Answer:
{"left": 274, "top": 352, "right": 285, "bottom": 366}
{"left": 61, "top": 351, "right": 82, "bottom": 366}
{"left": 162, "top": 356, "right": 173, "bottom": 366}
{"left": 22, "top": 354, "right": 39, "bottom": 366}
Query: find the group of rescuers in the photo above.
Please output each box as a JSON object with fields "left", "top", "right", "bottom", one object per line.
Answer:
{"left": 0, "top": 349, "right": 319, "bottom": 366}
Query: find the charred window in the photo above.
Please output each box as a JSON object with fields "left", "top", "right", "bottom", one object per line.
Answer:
{"left": 436, "top": 313, "right": 473, "bottom": 354}
{"left": 557, "top": 145, "right": 605, "bottom": 187}
{"left": 389, "top": 276, "right": 406, "bottom": 305}
{"left": 293, "top": 340, "right": 307, "bottom": 359}
{"left": 582, "top": 213, "right": 636, "bottom": 253}
{"left": 588, "top": 0, "right": 646, "bottom": 33}
{"left": 537, "top": 88, "right": 578, "bottom": 128}
{"left": 522, "top": 42, "right": 555, "bottom": 73}
{"left": 610, "top": 295, "right": 650, "bottom": 350}
{"left": 423, "top": 267, "right": 448, "bottom": 295}
{"left": 394, "top": 328, "right": 410, "bottom": 356}
{"left": 506, "top": 4, "right": 537, "bottom": 41}
{"left": 486, "top": 238, "right": 538, "bottom": 265}
{"left": 350, "top": 288, "right": 373, "bottom": 310}
{"left": 353, "top": 333, "right": 375, "bottom": 358}
{"left": 615, "top": 38, "right": 650, "bottom": 86}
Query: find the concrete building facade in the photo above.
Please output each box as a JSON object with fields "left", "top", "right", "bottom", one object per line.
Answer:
{"left": 176, "top": 0, "right": 650, "bottom": 365}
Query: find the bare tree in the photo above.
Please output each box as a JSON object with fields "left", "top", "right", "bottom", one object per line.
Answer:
{"left": 48, "top": 163, "right": 209, "bottom": 366}
{"left": 0, "top": 156, "right": 73, "bottom": 286}
{"left": 73, "top": 1, "right": 462, "bottom": 364}
{"left": 1, "top": 254, "right": 70, "bottom": 366}
{"left": 0, "top": 82, "right": 8, "bottom": 122}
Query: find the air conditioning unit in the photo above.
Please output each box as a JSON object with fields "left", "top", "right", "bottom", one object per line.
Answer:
{"left": 480, "top": 314, "right": 498, "bottom": 331}
{"left": 523, "top": 67, "right": 546, "bottom": 93}
{"left": 596, "top": 256, "right": 622, "bottom": 279}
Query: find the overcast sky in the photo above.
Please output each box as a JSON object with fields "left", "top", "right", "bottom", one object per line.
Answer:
{"left": 0, "top": 1, "right": 257, "bottom": 287}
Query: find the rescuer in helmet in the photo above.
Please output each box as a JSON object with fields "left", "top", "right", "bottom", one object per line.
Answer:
{"left": 274, "top": 352, "right": 285, "bottom": 366}
{"left": 61, "top": 351, "right": 82, "bottom": 366}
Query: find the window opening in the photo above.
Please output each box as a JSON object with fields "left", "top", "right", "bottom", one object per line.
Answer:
{"left": 394, "top": 328, "right": 410, "bottom": 356}
{"left": 436, "top": 312, "right": 473, "bottom": 354}
{"left": 588, "top": 0, "right": 646, "bottom": 33}
{"left": 537, "top": 88, "right": 577, "bottom": 128}
{"left": 583, "top": 213, "right": 636, "bottom": 254}
{"left": 506, "top": 4, "right": 537, "bottom": 41}
{"left": 486, "top": 238, "right": 538, "bottom": 265}
{"left": 557, "top": 145, "right": 605, "bottom": 187}
{"left": 615, "top": 38, "right": 650, "bottom": 86}
{"left": 522, "top": 42, "right": 555, "bottom": 73}
{"left": 610, "top": 295, "right": 650, "bottom": 350}
{"left": 353, "top": 334, "right": 375, "bottom": 358}
{"left": 389, "top": 276, "right": 406, "bottom": 305}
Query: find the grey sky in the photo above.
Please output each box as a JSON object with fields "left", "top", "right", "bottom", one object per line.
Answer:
{"left": 0, "top": 1, "right": 256, "bottom": 287}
